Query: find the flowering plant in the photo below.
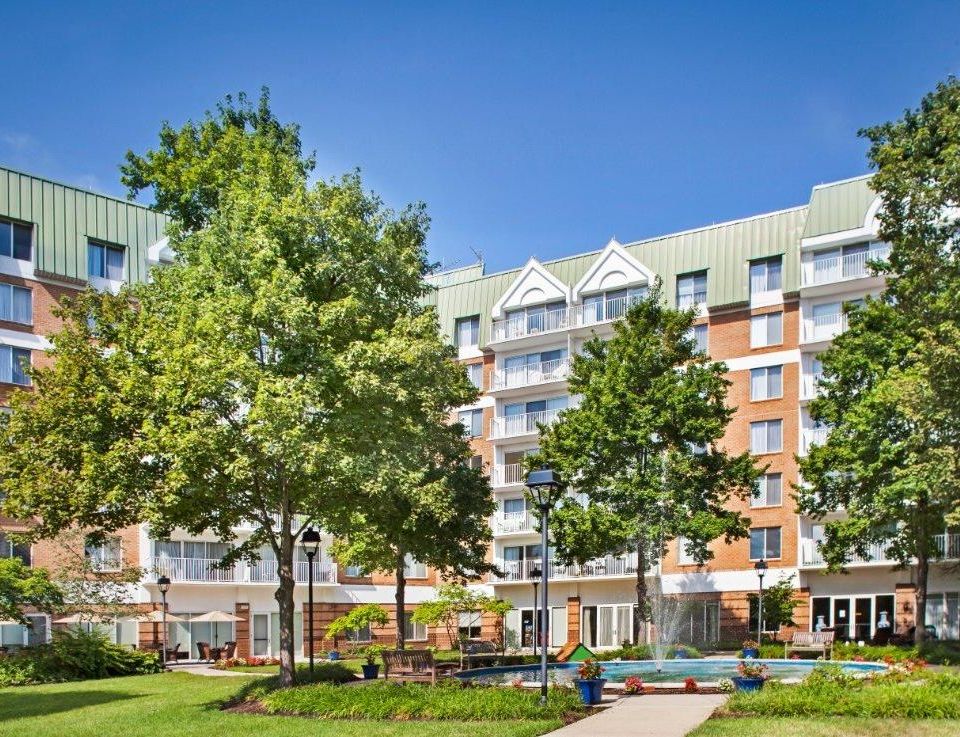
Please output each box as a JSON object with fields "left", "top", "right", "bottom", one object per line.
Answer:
{"left": 623, "top": 676, "right": 644, "bottom": 694}
{"left": 742, "top": 639, "right": 759, "bottom": 649}
{"left": 684, "top": 676, "right": 699, "bottom": 693}
{"left": 736, "top": 660, "right": 769, "bottom": 679}
{"left": 576, "top": 658, "right": 605, "bottom": 680}
{"left": 717, "top": 678, "right": 735, "bottom": 693}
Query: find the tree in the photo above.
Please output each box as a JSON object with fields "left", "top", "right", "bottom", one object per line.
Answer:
{"left": 796, "top": 299, "right": 953, "bottom": 643}
{"left": 537, "top": 284, "right": 760, "bottom": 642}
{"left": 747, "top": 574, "right": 803, "bottom": 640}
{"left": 0, "top": 558, "right": 63, "bottom": 625}
{"left": 411, "top": 583, "right": 512, "bottom": 651}
{"left": 324, "top": 604, "right": 390, "bottom": 650}
{"left": 0, "top": 91, "right": 457, "bottom": 686}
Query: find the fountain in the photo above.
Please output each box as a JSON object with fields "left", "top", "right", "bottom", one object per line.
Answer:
{"left": 646, "top": 562, "right": 686, "bottom": 672}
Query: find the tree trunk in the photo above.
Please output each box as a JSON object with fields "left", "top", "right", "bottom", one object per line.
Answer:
{"left": 395, "top": 550, "right": 407, "bottom": 650}
{"left": 914, "top": 552, "right": 929, "bottom": 645}
{"left": 633, "top": 538, "right": 648, "bottom": 644}
{"left": 275, "top": 525, "right": 297, "bottom": 686}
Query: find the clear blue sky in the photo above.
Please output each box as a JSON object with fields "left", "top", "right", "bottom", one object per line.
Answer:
{"left": 1, "top": 2, "right": 958, "bottom": 272}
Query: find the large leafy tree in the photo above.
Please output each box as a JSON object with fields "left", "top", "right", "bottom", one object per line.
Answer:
{"left": 0, "top": 91, "right": 461, "bottom": 685}
{"left": 0, "top": 558, "right": 63, "bottom": 625}
{"left": 537, "top": 285, "right": 759, "bottom": 641}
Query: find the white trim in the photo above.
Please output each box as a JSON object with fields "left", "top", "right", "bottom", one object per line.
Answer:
{"left": 0, "top": 328, "right": 50, "bottom": 351}
{"left": 147, "top": 236, "right": 175, "bottom": 264}
{"left": 810, "top": 174, "right": 873, "bottom": 191}
{"left": 457, "top": 346, "right": 483, "bottom": 360}
{"left": 724, "top": 349, "right": 799, "bottom": 372}
{"left": 491, "top": 258, "right": 570, "bottom": 319}
{"left": 571, "top": 238, "right": 656, "bottom": 302}
{"left": 454, "top": 394, "right": 495, "bottom": 412}
{"left": 0, "top": 255, "right": 35, "bottom": 280}
{"left": 801, "top": 225, "right": 878, "bottom": 251}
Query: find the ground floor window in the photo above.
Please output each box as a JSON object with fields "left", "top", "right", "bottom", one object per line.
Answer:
{"left": 403, "top": 613, "right": 427, "bottom": 642}
{"left": 925, "top": 592, "right": 960, "bottom": 640}
{"left": 459, "top": 611, "right": 482, "bottom": 639}
{"left": 0, "top": 614, "right": 48, "bottom": 650}
{"left": 680, "top": 601, "right": 720, "bottom": 644}
{"left": 582, "top": 604, "right": 634, "bottom": 648}
{"left": 810, "top": 593, "right": 895, "bottom": 641}
{"left": 251, "top": 612, "right": 303, "bottom": 657}
{"left": 169, "top": 614, "right": 237, "bottom": 659}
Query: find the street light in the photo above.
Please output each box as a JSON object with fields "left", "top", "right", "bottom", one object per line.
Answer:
{"left": 530, "top": 567, "right": 542, "bottom": 658}
{"left": 754, "top": 559, "right": 768, "bottom": 646}
{"left": 157, "top": 575, "right": 171, "bottom": 668}
{"left": 525, "top": 466, "right": 562, "bottom": 705}
{"left": 302, "top": 527, "right": 322, "bottom": 674}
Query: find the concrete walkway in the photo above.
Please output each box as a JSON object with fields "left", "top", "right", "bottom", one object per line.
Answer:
{"left": 173, "top": 664, "right": 257, "bottom": 677}
{"left": 546, "top": 693, "right": 726, "bottom": 737}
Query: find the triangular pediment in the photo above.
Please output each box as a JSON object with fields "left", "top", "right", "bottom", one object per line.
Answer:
{"left": 491, "top": 258, "right": 570, "bottom": 318}
{"left": 571, "top": 239, "right": 656, "bottom": 302}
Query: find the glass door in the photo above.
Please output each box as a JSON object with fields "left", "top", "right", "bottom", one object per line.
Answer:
{"left": 832, "top": 598, "right": 851, "bottom": 640}
{"left": 854, "top": 598, "right": 873, "bottom": 641}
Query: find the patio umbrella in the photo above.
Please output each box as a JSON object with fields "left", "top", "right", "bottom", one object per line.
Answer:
{"left": 190, "top": 610, "right": 244, "bottom": 647}
{"left": 128, "top": 610, "right": 186, "bottom": 623}
{"left": 53, "top": 613, "right": 115, "bottom": 624}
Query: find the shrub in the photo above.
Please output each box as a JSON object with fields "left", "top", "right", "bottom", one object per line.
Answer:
{"left": 684, "top": 676, "right": 698, "bottom": 693}
{"left": 213, "top": 656, "right": 281, "bottom": 669}
{"left": 236, "top": 662, "right": 358, "bottom": 701}
{"left": 595, "top": 644, "right": 702, "bottom": 661}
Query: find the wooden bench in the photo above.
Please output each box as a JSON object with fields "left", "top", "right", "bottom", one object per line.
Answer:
{"left": 785, "top": 631, "right": 835, "bottom": 660}
{"left": 382, "top": 649, "right": 459, "bottom": 684}
{"left": 459, "top": 639, "right": 501, "bottom": 669}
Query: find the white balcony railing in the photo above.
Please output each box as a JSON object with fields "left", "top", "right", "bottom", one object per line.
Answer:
{"left": 802, "top": 245, "right": 891, "bottom": 287}
{"left": 151, "top": 556, "right": 337, "bottom": 584}
{"left": 491, "top": 358, "right": 571, "bottom": 391}
{"left": 801, "top": 533, "right": 960, "bottom": 568}
{"left": 234, "top": 513, "right": 312, "bottom": 532}
{"left": 803, "top": 311, "right": 848, "bottom": 343}
{"left": 493, "top": 511, "right": 537, "bottom": 535}
{"left": 491, "top": 553, "right": 641, "bottom": 582}
{"left": 801, "top": 427, "right": 830, "bottom": 455}
{"left": 935, "top": 533, "right": 960, "bottom": 559}
{"left": 491, "top": 408, "right": 563, "bottom": 439}
{"left": 491, "top": 463, "right": 525, "bottom": 487}
{"left": 571, "top": 293, "right": 646, "bottom": 327}
{"left": 677, "top": 292, "right": 707, "bottom": 310}
{"left": 491, "top": 308, "right": 571, "bottom": 342}
{"left": 800, "top": 372, "right": 825, "bottom": 400}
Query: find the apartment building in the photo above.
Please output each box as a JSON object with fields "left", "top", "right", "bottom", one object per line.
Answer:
{"left": 429, "top": 174, "right": 960, "bottom": 649}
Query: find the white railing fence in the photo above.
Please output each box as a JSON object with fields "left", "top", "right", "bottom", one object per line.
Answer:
{"left": 492, "top": 358, "right": 571, "bottom": 390}
{"left": 802, "top": 245, "right": 891, "bottom": 287}
{"left": 492, "top": 553, "right": 641, "bottom": 582}
{"left": 492, "top": 408, "right": 563, "bottom": 438}
{"left": 151, "top": 556, "right": 337, "bottom": 584}
{"left": 491, "top": 463, "right": 525, "bottom": 487}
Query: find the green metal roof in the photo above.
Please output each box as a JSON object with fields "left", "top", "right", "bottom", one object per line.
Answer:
{"left": 0, "top": 166, "right": 169, "bottom": 283}
{"left": 802, "top": 175, "right": 877, "bottom": 239}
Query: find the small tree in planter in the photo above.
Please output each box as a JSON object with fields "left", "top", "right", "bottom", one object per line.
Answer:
{"left": 324, "top": 604, "right": 389, "bottom": 672}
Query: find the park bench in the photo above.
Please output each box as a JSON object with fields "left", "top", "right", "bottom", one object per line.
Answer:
{"left": 459, "top": 639, "right": 502, "bottom": 669}
{"left": 785, "top": 631, "right": 835, "bottom": 659}
{"left": 382, "top": 649, "right": 459, "bottom": 684}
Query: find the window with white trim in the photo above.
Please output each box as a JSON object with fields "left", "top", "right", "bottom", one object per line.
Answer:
{"left": 0, "top": 345, "right": 30, "bottom": 386}
{"left": 458, "top": 408, "right": 483, "bottom": 437}
{"left": 0, "top": 219, "right": 32, "bottom": 262}
{"left": 751, "top": 473, "right": 782, "bottom": 508}
{"left": 84, "top": 535, "right": 122, "bottom": 571}
{"left": 749, "top": 527, "right": 781, "bottom": 560}
{"left": 676, "top": 271, "right": 707, "bottom": 309}
{"left": 403, "top": 554, "right": 427, "bottom": 579}
{"left": 403, "top": 612, "right": 428, "bottom": 641}
{"left": 749, "top": 256, "right": 782, "bottom": 295}
{"left": 688, "top": 323, "right": 708, "bottom": 354}
{"left": 676, "top": 536, "right": 697, "bottom": 565}
{"left": 0, "top": 532, "right": 30, "bottom": 565}
{"left": 0, "top": 284, "right": 31, "bottom": 324}
{"left": 750, "top": 312, "right": 782, "bottom": 348}
{"left": 750, "top": 365, "right": 783, "bottom": 401}
{"left": 87, "top": 241, "right": 125, "bottom": 281}
{"left": 455, "top": 316, "right": 480, "bottom": 348}
{"left": 750, "top": 419, "right": 782, "bottom": 454}
{"left": 465, "top": 362, "right": 483, "bottom": 389}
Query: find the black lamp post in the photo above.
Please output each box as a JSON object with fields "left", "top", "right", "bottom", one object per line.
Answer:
{"left": 530, "top": 567, "right": 542, "bottom": 658}
{"left": 157, "top": 575, "right": 171, "bottom": 668}
{"left": 525, "top": 466, "right": 561, "bottom": 705}
{"left": 302, "top": 527, "right": 322, "bottom": 673}
{"left": 754, "top": 559, "right": 768, "bottom": 646}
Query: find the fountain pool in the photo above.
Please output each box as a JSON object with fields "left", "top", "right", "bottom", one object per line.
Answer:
{"left": 455, "top": 658, "right": 886, "bottom": 686}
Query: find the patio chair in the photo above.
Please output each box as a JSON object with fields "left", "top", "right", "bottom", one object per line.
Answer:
{"left": 164, "top": 643, "right": 182, "bottom": 663}
{"left": 383, "top": 649, "right": 459, "bottom": 684}
{"left": 222, "top": 641, "right": 237, "bottom": 659}
{"left": 196, "top": 641, "right": 212, "bottom": 662}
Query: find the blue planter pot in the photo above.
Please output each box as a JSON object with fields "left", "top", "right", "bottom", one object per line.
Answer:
{"left": 574, "top": 678, "right": 607, "bottom": 705}
{"left": 361, "top": 663, "right": 380, "bottom": 680}
{"left": 732, "top": 676, "right": 765, "bottom": 692}
{"left": 328, "top": 650, "right": 341, "bottom": 661}
{"left": 742, "top": 648, "right": 759, "bottom": 659}
{"left": 674, "top": 649, "right": 688, "bottom": 659}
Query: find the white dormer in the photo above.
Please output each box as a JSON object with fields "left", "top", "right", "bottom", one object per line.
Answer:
{"left": 148, "top": 236, "right": 176, "bottom": 265}
{"left": 571, "top": 238, "right": 656, "bottom": 303}
{"left": 491, "top": 258, "right": 570, "bottom": 319}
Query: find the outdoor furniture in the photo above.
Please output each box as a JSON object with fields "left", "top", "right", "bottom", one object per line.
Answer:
{"left": 208, "top": 646, "right": 223, "bottom": 661}
{"left": 459, "top": 639, "right": 501, "bottom": 669}
{"left": 871, "top": 628, "right": 892, "bottom": 646}
{"left": 164, "top": 643, "right": 182, "bottom": 663}
{"left": 785, "top": 631, "right": 835, "bottom": 659}
{"left": 196, "top": 641, "right": 212, "bottom": 661}
{"left": 223, "top": 641, "right": 237, "bottom": 659}
{"left": 382, "top": 649, "right": 459, "bottom": 684}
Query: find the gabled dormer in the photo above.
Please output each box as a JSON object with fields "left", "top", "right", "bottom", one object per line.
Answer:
{"left": 490, "top": 259, "right": 571, "bottom": 343}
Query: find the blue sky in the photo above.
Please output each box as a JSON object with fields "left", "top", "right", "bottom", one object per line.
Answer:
{"left": 1, "top": 2, "right": 958, "bottom": 272}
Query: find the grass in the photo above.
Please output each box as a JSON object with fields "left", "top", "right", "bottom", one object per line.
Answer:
{"left": 0, "top": 672, "right": 568, "bottom": 737}
{"left": 689, "top": 717, "right": 960, "bottom": 737}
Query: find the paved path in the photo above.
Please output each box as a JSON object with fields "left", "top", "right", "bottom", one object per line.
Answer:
{"left": 173, "top": 664, "right": 257, "bottom": 677}
{"left": 546, "top": 693, "right": 726, "bottom": 737}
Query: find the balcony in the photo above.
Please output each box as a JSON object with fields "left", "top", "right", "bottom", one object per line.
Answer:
{"left": 490, "top": 308, "right": 571, "bottom": 343}
{"left": 491, "top": 553, "right": 641, "bottom": 582}
{"left": 234, "top": 513, "right": 312, "bottom": 532}
{"left": 151, "top": 557, "right": 338, "bottom": 584}
{"left": 491, "top": 463, "right": 525, "bottom": 488}
{"left": 801, "top": 245, "right": 890, "bottom": 288}
{"left": 800, "top": 427, "right": 829, "bottom": 455}
{"left": 803, "top": 311, "right": 848, "bottom": 344}
{"left": 491, "top": 408, "right": 563, "bottom": 439}
{"left": 491, "top": 358, "right": 571, "bottom": 391}
{"left": 800, "top": 372, "right": 824, "bottom": 401}
{"left": 800, "top": 534, "right": 960, "bottom": 568}
{"left": 571, "top": 294, "right": 646, "bottom": 329}
{"left": 493, "top": 511, "right": 538, "bottom": 535}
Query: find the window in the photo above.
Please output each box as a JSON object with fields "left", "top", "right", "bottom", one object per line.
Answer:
{"left": 344, "top": 564, "right": 365, "bottom": 577}
{"left": 752, "top": 473, "right": 782, "bottom": 507}
{"left": 750, "top": 365, "right": 783, "bottom": 401}
{"left": 0, "top": 346, "right": 31, "bottom": 386}
{"left": 403, "top": 612, "right": 428, "bottom": 641}
{"left": 503, "top": 301, "right": 568, "bottom": 336}
{"left": 87, "top": 242, "right": 125, "bottom": 281}
{"left": 677, "top": 536, "right": 697, "bottom": 565}
{"left": 465, "top": 362, "right": 483, "bottom": 389}
{"left": 750, "top": 312, "right": 782, "bottom": 348}
{"left": 750, "top": 419, "right": 782, "bottom": 454}
{"left": 458, "top": 408, "right": 483, "bottom": 437}
{"left": 84, "top": 536, "right": 122, "bottom": 571}
{"left": 346, "top": 624, "right": 372, "bottom": 642}
{"left": 403, "top": 554, "right": 427, "bottom": 579}
{"left": 676, "top": 271, "right": 707, "bottom": 309}
{"left": 503, "top": 497, "right": 527, "bottom": 515}
{"left": 582, "top": 286, "right": 648, "bottom": 324}
{"left": 0, "top": 220, "right": 32, "bottom": 262}
{"left": 0, "top": 533, "right": 30, "bottom": 565}
{"left": 688, "top": 323, "right": 708, "bottom": 354}
{"left": 467, "top": 455, "right": 483, "bottom": 470}
{"left": 455, "top": 316, "right": 480, "bottom": 348}
{"left": 749, "top": 257, "right": 782, "bottom": 294}
{"left": 0, "top": 284, "right": 31, "bottom": 324}
{"left": 458, "top": 611, "right": 482, "bottom": 639}
{"left": 749, "top": 527, "right": 781, "bottom": 560}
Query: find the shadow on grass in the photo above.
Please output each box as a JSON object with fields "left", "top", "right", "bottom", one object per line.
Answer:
{"left": 0, "top": 689, "right": 144, "bottom": 721}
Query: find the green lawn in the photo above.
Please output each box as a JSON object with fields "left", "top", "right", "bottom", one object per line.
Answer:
{"left": 0, "top": 672, "right": 564, "bottom": 737}
{"left": 689, "top": 716, "right": 960, "bottom": 737}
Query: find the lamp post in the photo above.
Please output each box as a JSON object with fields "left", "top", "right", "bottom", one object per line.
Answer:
{"left": 157, "top": 575, "right": 171, "bottom": 668}
{"left": 754, "top": 559, "right": 768, "bottom": 646}
{"left": 302, "top": 527, "right": 322, "bottom": 674}
{"left": 525, "top": 466, "right": 561, "bottom": 706}
{"left": 530, "top": 567, "right": 542, "bottom": 658}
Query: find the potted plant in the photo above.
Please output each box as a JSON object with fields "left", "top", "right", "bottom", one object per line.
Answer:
{"left": 732, "top": 660, "right": 769, "bottom": 691}
{"left": 674, "top": 644, "right": 689, "bottom": 659}
{"left": 741, "top": 639, "right": 760, "bottom": 659}
{"left": 324, "top": 604, "right": 391, "bottom": 663}
{"left": 623, "top": 675, "right": 644, "bottom": 695}
{"left": 573, "top": 658, "right": 606, "bottom": 705}
{"left": 360, "top": 644, "right": 384, "bottom": 679}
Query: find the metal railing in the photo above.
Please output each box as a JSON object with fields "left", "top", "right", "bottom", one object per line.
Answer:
{"left": 801, "top": 533, "right": 960, "bottom": 567}
{"left": 493, "top": 511, "right": 537, "bottom": 534}
{"left": 491, "top": 408, "right": 564, "bottom": 439}
{"left": 802, "top": 245, "right": 890, "bottom": 287}
{"left": 934, "top": 533, "right": 960, "bottom": 559}
{"left": 800, "top": 427, "right": 830, "bottom": 455}
{"left": 800, "top": 372, "right": 824, "bottom": 400}
{"left": 491, "top": 463, "right": 525, "bottom": 487}
{"left": 571, "top": 293, "right": 646, "bottom": 327}
{"left": 491, "top": 553, "right": 641, "bottom": 582}
{"left": 803, "top": 311, "right": 848, "bottom": 342}
{"left": 151, "top": 556, "right": 337, "bottom": 584}
{"left": 490, "top": 308, "right": 571, "bottom": 342}
{"left": 491, "top": 358, "right": 570, "bottom": 390}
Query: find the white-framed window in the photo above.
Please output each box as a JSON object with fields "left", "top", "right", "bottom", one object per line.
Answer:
{"left": 404, "top": 612, "right": 428, "bottom": 641}
{"left": 346, "top": 624, "right": 372, "bottom": 643}
{"left": 84, "top": 535, "right": 122, "bottom": 571}
{"left": 751, "top": 473, "right": 783, "bottom": 508}
{"left": 0, "top": 345, "right": 31, "bottom": 386}
{"left": 467, "top": 455, "right": 483, "bottom": 470}
{"left": 0, "top": 284, "right": 31, "bottom": 324}
{"left": 458, "top": 408, "right": 483, "bottom": 437}
{"left": 459, "top": 611, "right": 483, "bottom": 639}
{"left": 344, "top": 564, "right": 365, "bottom": 577}
{"left": 688, "top": 323, "right": 708, "bottom": 354}
{"left": 676, "top": 536, "right": 697, "bottom": 565}
{"left": 403, "top": 554, "right": 427, "bottom": 579}
{"left": 749, "top": 256, "right": 782, "bottom": 295}
{"left": 676, "top": 271, "right": 707, "bottom": 309}
{"left": 455, "top": 315, "right": 480, "bottom": 348}
{"left": 87, "top": 241, "right": 125, "bottom": 281}
{"left": 465, "top": 362, "right": 483, "bottom": 389}
{"left": 750, "top": 311, "right": 783, "bottom": 348}
{"left": 750, "top": 419, "right": 782, "bottom": 454}
{"left": 750, "top": 365, "right": 783, "bottom": 401}
{"left": 749, "top": 527, "right": 781, "bottom": 560}
{"left": 581, "top": 286, "right": 648, "bottom": 324}
{"left": 0, "top": 219, "right": 32, "bottom": 262}
{"left": 0, "top": 532, "right": 30, "bottom": 565}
